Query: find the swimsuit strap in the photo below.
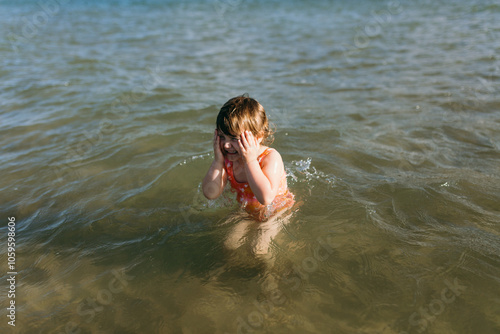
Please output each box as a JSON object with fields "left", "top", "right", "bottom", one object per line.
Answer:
{"left": 257, "top": 148, "right": 273, "bottom": 164}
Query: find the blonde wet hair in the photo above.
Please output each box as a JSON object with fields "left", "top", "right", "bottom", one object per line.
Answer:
{"left": 216, "top": 94, "right": 274, "bottom": 145}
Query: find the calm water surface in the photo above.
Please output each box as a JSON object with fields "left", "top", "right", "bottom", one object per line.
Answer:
{"left": 1, "top": 0, "right": 499, "bottom": 333}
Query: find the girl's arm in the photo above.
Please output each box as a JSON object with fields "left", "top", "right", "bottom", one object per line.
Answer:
{"left": 238, "top": 131, "right": 283, "bottom": 205}
{"left": 202, "top": 130, "right": 227, "bottom": 199}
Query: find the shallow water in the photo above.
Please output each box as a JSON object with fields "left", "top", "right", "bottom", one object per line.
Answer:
{"left": 1, "top": 0, "right": 499, "bottom": 333}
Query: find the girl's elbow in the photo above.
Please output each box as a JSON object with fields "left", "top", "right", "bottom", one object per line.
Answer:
{"left": 203, "top": 187, "right": 220, "bottom": 200}
{"left": 260, "top": 195, "right": 275, "bottom": 206}
{"left": 203, "top": 192, "right": 215, "bottom": 200}
{"left": 204, "top": 191, "right": 220, "bottom": 200}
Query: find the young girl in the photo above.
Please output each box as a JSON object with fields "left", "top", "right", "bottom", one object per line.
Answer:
{"left": 202, "top": 95, "right": 295, "bottom": 222}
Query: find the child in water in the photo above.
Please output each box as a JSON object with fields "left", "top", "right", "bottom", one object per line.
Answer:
{"left": 202, "top": 95, "right": 295, "bottom": 223}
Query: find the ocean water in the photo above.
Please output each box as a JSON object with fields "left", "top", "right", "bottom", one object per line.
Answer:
{"left": 1, "top": 0, "right": 499, "bottom": 333}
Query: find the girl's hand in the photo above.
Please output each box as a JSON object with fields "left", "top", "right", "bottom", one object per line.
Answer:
{"left": 238, "top": 130, "right": 260, "bottom": 164}
{"left": 213, "top": 129, "right": 224, "bottom": 164}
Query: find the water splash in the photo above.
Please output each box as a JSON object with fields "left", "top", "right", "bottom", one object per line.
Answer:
{"left": 287, "top": 158, "right": 336, "bottom": 187}
{"left": 178, "top": 152, "right": 212, "bottom": 166}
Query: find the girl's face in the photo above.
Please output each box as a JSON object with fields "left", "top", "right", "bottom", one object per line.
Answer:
{"left": 218, "top": 129, "right": 264, "bottom": 162}
{"left": 218, "top": 131, "right": 241, "bottom": 162}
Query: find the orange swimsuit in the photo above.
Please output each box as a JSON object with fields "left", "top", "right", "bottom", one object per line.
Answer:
{"left": 225, "top": 148, "right": 295, "bottom": 221}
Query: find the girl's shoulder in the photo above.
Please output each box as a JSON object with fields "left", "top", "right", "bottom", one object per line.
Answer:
{"left": 258, "top": 147, "right": 283, "bottom": 166}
